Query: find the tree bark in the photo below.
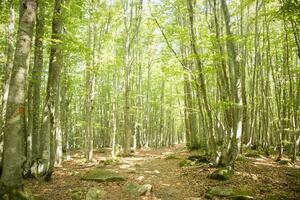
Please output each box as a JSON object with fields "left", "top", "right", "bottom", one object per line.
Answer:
{"left": 0, "top": 0, "right": 36, "bottom": 192}
{"left": 41, "top": 0, "right": 64, "bottom": 181}
{"left": 0, "top": 0, "right": 15, "bottom": 170}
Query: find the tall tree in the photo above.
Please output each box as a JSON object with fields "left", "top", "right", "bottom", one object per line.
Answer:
{"left": 0, "top": 0, "right": 36, "bottom": 196}
{"left": 0, "top": 0, "right": 15, "bottom": 169}
{"left": 41, "top": 0, "right": 64, "bottom": 180}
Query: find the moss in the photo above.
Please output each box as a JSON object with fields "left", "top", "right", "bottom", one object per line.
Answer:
{"left": 208, "top": 167, "right": 234, "bottom": 181}
{"left": 179, "top": 159, "right": 196, "bottom": 167}
{"left": 123, "top": 183, "right": 140, "bottom": 197}
{"left": 103, "top": 158, "right": 123, "bottom": 165}
{"left": 236, "top": 155, "right": 250, "bottom": 163}
{"left": 70, "top": 189, "right": 83, "bottom": 200}
{"left": 5, "top": 188, "right": 36, "bottom": 200}
{"left": 164, "top": 154, "right": 179, "bottom": 160}
{"left": 82, "top": 169, "right": 126, "bottom": 182}
{"left": 244, "top": 150, "right": 262, "bottom": 158}
{"left": 86, "top": 188, "right": 104, "bottom": 200}
{"left": 206, "top": 187, "right": 253, "bottom": 199}
{"left": 278, "top": 159, "right": 292, "bottom": 166}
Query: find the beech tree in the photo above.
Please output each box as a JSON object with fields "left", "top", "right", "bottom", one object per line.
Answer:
{"left": 0, "top": 0, "right": 36, "bottom": 196}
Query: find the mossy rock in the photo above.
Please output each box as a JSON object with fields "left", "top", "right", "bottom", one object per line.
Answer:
{"left": 244, "top": 151, "right": 262, "bottom": 158}
{"left": 103, "top": 157, "right": 123, "bottom": 166}
{"left": 187, "top": 155, "right": 209, "bottom": 163}
{"left": 208, "top": 167, "right": 234, "bottom": 180}
{"left": 278, "top": 159, "right": 293, "bottom": 166}
{"left": 70, "top": 189, "right": 84, "bottom": 200}
{"left": 82, "top": 169, "right": 126, "bottom": 182}
{"left": 179, "top": 159, "right": 196, "bottom": 167}
{"left": 236, "top": 155, "right": 250, "bottom": 163}
{"left": 86, "top": 187, "right": 105, "bottom": 200}
{"left": 165, "top": 154, "right": 179, "bottom": 160}
{"left": 123, "top": 183, "right": 152, "bottom": 197}
{"left": 205, "top": 187, "right": 253, "bottom": 199}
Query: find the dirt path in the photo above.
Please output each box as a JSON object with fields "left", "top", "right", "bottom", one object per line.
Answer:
{"left": 26, "top": 145, "right": 300, "bottom": 200}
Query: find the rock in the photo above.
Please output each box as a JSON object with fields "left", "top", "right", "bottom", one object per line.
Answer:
{"left": 124, "top": 183, "right": 152, "bottom": 197}
{"left": 70, "top": 171, "right": 79, "bottom": 176}
{"left": 208, "top": 167, "right": 234, "bottom": 180}
{"left": 244, "top": 151, "right": 262, "bottom": 158}
{"left": 136, "top": 176, "right": 145, "bottom": 181}
{"left": 82, "top": 169, "right": 126, "bottom": 182}
{"left": 187, "top": 155, "right": 209, "bottom": 163}
{"left": 164, "top": 154, "right": 179, "bottom": 160}
{"left": 70, "top": 189, "right": 83, "bottom": 200}
{"left": 278, "top": 159, "right": 293, "bottom": 166}
{"left": 138, "top": 184, "right": 152, "bottom": 196}
{"left": 205, "top": 187, "right": 253, "bottom": 199}
{"left": 179, "top": 159, "right": 196, "bottom": 167}
{"left": 86, "top": 188, "right": 104, "bottom": 200}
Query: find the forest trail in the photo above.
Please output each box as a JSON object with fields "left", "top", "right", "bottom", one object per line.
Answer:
{"left": 26, "top": 145, "right": 300, "bottom": 200}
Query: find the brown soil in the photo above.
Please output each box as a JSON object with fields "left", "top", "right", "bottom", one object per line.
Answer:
{"left": 26, "top": 144, "right": 300, "bottom": 200}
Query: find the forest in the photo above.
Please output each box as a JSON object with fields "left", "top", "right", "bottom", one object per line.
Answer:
{"left": 0, "top": 0, "right": 299, "bottom": 199}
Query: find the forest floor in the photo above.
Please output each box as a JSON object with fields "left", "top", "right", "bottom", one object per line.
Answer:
{"left": 26, "top": 144, "right": 300, "bottom": 200}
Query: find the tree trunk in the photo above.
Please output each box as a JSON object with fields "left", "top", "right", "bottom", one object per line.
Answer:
{"left": 0, "top": 0, "right": 15, "bottom": 170}
{"left": 0, "top": 0, "right": 36, "bottom": 193}
{"left": 41, "top": 0, "right": 64, "bottom": 181}
{"left": 30, "top": 0, "right": 45, "bottom": 175}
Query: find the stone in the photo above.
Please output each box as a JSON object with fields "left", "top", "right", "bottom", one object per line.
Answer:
{"left": 179, "top": 159, "right": 196, "bottom": 167}
{"left": 82, "top": 169, "right": 126, "bottom": 182}
{"left": 138, "top": 184, "right": 152, "bottom": 196}
{"left": 205, "top": 187, "right": 253, "bottom": 199}
{"left": 136, "top": 176, "right": 145, "bottom": 181}
{"left": 124, "top": 183, "right": 152, "bottom": 197}
{"left": 187, "top": 155, "right": 209, "bottom": 163}
{"left": 278, "top": 159, "right": 293, "bottom": 166}
{"left": 70, "top": 189, "right": 83, "bottom": 200}
{"left": 86, "top": 188, "right": 104, "bottom": 200}
{"left": 208, "top": 167, "right": 234, "bottom": 180}
{"left": 164, "top": 154, "right": 179, "bottom": 160}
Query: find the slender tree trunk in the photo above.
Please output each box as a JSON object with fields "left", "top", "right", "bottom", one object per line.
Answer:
{"left": 42, "top": 0, "right": 64, "bottom": 181}
{"left": 220, "top": 0, "right": 243, "bottom": 167}
{"left": 187, "top": 0, "right": 217, "bottom": 159}
{"left": 30, "top": 0, "right": 45, "bottom": 175}
{"left": 0, "top": 0, "right": 15, "bottom": 170}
